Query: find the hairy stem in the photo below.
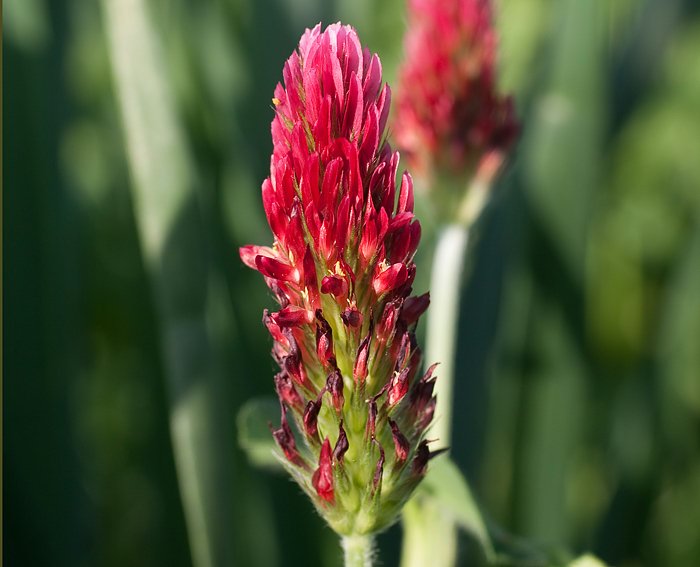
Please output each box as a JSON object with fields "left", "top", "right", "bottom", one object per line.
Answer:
{"left": 343, "top": 535, "right": 375, "bottom": 567}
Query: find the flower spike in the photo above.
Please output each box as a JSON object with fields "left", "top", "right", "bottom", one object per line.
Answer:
{"left": 394, "top": 0, "right": 519, "bottom": 218}
{"left": 240, "top": 22, "right": 438, "bottom": 536}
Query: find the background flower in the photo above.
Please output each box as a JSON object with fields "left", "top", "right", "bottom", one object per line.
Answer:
{"left": 394, "top": 0, "right": 518, "bottom": 210}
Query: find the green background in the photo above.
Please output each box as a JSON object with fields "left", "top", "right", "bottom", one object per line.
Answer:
{"left": 4, "top": 0, "right": 700, "bottom": 566}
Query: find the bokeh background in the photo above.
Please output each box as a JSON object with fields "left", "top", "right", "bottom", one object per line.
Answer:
{"left": 4, "top": 0, "right": 700, "bottom": 566}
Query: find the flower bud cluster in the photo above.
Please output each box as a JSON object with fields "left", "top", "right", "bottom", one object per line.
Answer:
{"left": 394, "top": 0, "right": 518, "bottom": 190}
{"left": 240, "top": 23, "right": 441, "bottom": 535}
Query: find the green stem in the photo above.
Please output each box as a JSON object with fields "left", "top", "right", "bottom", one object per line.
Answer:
{"left": 401, "top": 224, "right": 469, "bottom": 567}
{"left": 342, "top": 535, "right": 375, "bottom": 567}
{"left": 401, "top": 497, "right": 458, "bottom": 567}
{"left": 427, "top": 224, "right": 470, "bottom": 447}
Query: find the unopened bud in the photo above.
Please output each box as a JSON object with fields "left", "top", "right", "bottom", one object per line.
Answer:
{"left": 274, "top": 305, "right": 314, "bottom": 327}
{"left": 394, "top": 332, "right": 411, "bottom": 371}
{"left": 321, "top": 275, "right": 348, "bottom": 297}
{"left": 271, "top": 406, "right": 306, "bottom": 469}
{"left": 373, "top": 263, "right": 408, "bottom": 296}
{"left": 256, "top": 255, "right": 300, "bottom": 283}
{"left": 410, "top": 364, "right": 438, "bottom": 430}
{"left": 411, "top": 440, "right": 447, "bottom": 477}
{"left": 372, "top": 439, "right": 386, "bottom": 493}
{"left": 274, "top": 372, "right": 303, "bottom": 410}
{"left": 353, "top": 334, "right": 371, "bottom": 384}
{"left": 341, "top": 307, "right": 363, "bottom": 328}
{"left": 377, "top": 300, "right": 400, "bottom": 343}
{"left": 263, "top": 309, "right": 289, "bottom": 346}
{"left": 366, "top": 399, "right": 378, "bottom": 439}
{"left": 401, "top": 293, "right": 430, "bottom": 325}
{"left": 412, "top": 440, "right": 430, "bottom": 476}
{"left": 312, "top": 439, "right": 335, "bottom": 504}
{"left": 303, "top": 245, "right": 320, "bottom": 308}
{"left": 303, "top": 398, "right": 322, "bottom": 438}
{"left": 333, "top": 421, "right": 349, "bottom": 463}
{"left": 315, "top": 310, "right": 335, "bottom": 368}
{"left": 388, "top": 368, "right": 410, "bottom": 407}
{"left": 283, "top": 351, "right": 307, "bottom": 386}
{"left": 389, "top": 419, "right": 410, "bottom": 465}
{"left": 325, "top": 369, "right": 345, "bottom": 413}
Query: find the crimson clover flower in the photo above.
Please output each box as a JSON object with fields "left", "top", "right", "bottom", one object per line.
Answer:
{"left": 240, "top": 23, "right": 442, "bottom": 536}
{"left": 394, "top": 0, "right": 518, "bottom": 213}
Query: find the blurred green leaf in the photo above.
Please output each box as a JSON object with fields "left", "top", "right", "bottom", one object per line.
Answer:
{"left": 237, "top": 397, "right": 285, "bottom": 471}
{"left": 497, "top": 0, "right": 552, "bottom": 96}
{"left": 101, "top": 0, "right": 239, "bottom": 566}
{"left": 523, "top": 0, "right": 606, "bottom": 278}
{"left": 101, "top": 0, "right": 190, "bottom": 262}
{"left": 4, "top": 0, "right": 49, "bottom": 52}
{"left": 420, "top": 456, "right": 495, "bottom": 561}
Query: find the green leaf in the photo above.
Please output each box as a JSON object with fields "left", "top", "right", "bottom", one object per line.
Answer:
{"left": 101, "top": 1, "right": 239, "bottom": 566}
{"left": 237, "top": 397, "right": 284, "bottom": 471}
{"left": 420, "top": 456, "right": 495, "bottom": 561}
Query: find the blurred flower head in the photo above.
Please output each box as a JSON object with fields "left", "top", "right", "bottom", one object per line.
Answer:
{"left": 394, "top": 0, "right": 518, "bottom": 210}
{"left": 240, "top": 22, "right": 441, "bottom": 536}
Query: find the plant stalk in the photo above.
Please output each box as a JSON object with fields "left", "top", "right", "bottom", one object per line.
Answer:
{"left": 401, "top": 496, "right": 458, "bottom": 567}
{"left": 342, "top": 535, "right": 375, "bottom": 567}
{"left": 401, "top": 172, "right": 491, "bottom": 567}
{"left": 401, "top": 223, "right": 469, "bottom": 567}
{"left": 430, "top": 176, "right": 487, "bottom": 448}
{"left": 427, "top": 223, "right": 470, "bottom": 447}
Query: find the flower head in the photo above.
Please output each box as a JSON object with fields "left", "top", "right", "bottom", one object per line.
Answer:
{"left": 240, "top": 23, "right": 440, "bottom": 536}
{"left": 394, "top": 0, "right": 518, "bottom": 196}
